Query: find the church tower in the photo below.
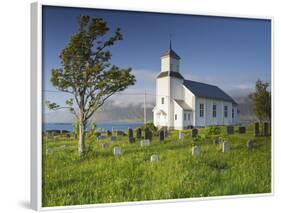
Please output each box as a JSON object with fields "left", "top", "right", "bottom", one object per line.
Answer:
{"left": 154, "top": 40, "right": 184, "bottom": 129}
{"left": 160, "top": 40, "right": 181, "bottom": 73}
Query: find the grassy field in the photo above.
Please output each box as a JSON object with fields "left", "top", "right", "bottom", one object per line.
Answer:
{"left": 42, "top": 125, "right": 271, "bottom": 207}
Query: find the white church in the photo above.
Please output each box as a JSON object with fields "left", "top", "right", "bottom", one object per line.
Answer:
{"left": 153, "top": 43, "right": 239, "bottom": 130}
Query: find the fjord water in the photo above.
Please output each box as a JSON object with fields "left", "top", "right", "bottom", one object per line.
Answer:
{"left": 43, "top": 122, "right": 143, "bottom": 132}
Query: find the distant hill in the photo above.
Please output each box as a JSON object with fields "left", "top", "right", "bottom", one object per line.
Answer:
{"left": 44, "top": 96, "right": 256, "bottom": 124}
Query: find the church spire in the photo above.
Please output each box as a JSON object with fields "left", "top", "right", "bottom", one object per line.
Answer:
{"left": 169, "top": 34, "right": 172, "bottom": 50}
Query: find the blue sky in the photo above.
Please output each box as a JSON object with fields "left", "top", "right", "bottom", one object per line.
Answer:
{"left": 42, "top": 6, "right": 271, "bottom": 107}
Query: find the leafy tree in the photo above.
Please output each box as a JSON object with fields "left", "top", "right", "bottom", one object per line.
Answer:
{"left": 46, "top": 15, "right": 136, "bottom": 155}
{"left": 249, "top": 80, "right": 271, "bottom": 122}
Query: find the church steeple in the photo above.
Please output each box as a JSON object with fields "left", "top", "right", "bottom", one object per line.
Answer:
{"left": 160, "top": 38, "right": 181, "bottom": 73}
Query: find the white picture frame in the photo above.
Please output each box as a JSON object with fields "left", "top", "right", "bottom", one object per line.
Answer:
{"left": 31, "top": 1, "right": 274, "bottom": 210}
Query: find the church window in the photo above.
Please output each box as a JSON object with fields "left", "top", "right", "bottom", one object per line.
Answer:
{"left": 188, "top": 113, "right": 191, "bottom": 121}
{"left": 232, "top": 108, "right": 234, "bottom": 118}
{"left": 175, "top": 114, "right": 177, "bottom": 120}
{"left": 184, "top": 113, "right": 186, "bottom": 120}
{"left": 212, "top": 104, "right": 217, "bottom": 118}
{"left": 199, "top": 104, "right": 204, "bottom": 117}
{"left": 161, "top": 97, "right": 164, "bottom": 104}
{"left": 224, "top": 106, "right": 228, "bottom": 118}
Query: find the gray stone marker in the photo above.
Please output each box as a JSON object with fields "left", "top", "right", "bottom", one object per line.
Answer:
{"left": 144, "top": 128, "right": 149, "bottom": 140}
{"left": 107, "top": 130, "right": 112, "bottom": 137}
{"left": 140, "top": 139, "right": 151, "bottom": 147}
{"left": 192, "top": 146, "right": 200, "bottom": 156}
{"left": 164, "top": 128, "right": 169, "bottom": 137}
{"left": 238, "top": 126, "right": 246, "bottom": 134}
{"left": 191, "top": 128, "right": 198, "bottom": 138}
{"left": 101, "top": 142, "right": 109, "bottom": 149}
{"left": 136, "top": 128, "right": 142, "bottom": 139}
{"left": 144, "top": 128, "right": 152, "bottom": 140}
{"left": 128, "top": 128, "right": 133, "bottom": 138}
{"left": 110, "top": 136, "right": 117, "bottom": 141}
{"left": 254, "top": 122, "right": 260, "bottom": 137}
{"left": 222, "top": 142, "right": 230, "bottom": 152}
{"left": 247, "top": 139, "right": 254, "bottom": 149}
{"left": 179, "top": 132, "right": 185, "bottom": 140}
{"left": 113, "top": 146, "right": 122, "bottom": 156}
{"left": 150, "top": 154, "right": 159, "bottom": 162}
{"left": 159, "top": 130, "right": 164, "bottom": 141}
{"left": 226, "top": 126, "right": 234, "bottom": 135}
{"left": 263, "top": 122, "right": 269, "bottom": 136}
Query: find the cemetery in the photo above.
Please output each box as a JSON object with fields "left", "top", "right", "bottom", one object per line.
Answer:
{"left": 42, "top": 123, "right": 271, "bottom": 206}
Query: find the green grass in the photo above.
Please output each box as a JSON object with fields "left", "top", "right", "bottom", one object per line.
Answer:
{"left": 42, "top": 125, "right": 271, "bottom": 207}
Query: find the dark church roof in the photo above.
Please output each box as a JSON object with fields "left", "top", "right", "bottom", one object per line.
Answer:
{"left": 161, "top": 49, "right": 181, "bottom": 60}
{"left": 156, "top": 71, "right": 184, "bottom": 79}
{"left": 183, "top": 80, "right": 237, "bottom": 105}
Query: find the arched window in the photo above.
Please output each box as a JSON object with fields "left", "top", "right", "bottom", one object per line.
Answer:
{"left": 161, "top": 97, "right": 164, "bottom": 104}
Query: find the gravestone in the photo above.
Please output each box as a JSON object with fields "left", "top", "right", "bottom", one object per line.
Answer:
{"left": 254, "top": 122, "right": 260, "bottom": 137}
{"left": 179, "top": 132, "right": 185, "bottom": 140}
{"left": 222, "top": 141, "right": 230, "bottom": 152}
{"left": 107, "top": 130, "right": 112, "bottom": 137}
{"left": 140, "top": 139, "right": 151, "bottom": 147}
{"left": 110, "top": 136, "right": 117, "bottom": 141}
{"left": 192, "top": 146, "right": 200, "bottom": 156}
{"left": 144, "top": 128, "right": 152, "bottom": 140}
{"left": 247, "top": 139, "right": 254, "bottom": 149}
{"left": 226, "top": 126, "right": 234, "bottom": 135}
{"left": 191, "top": 128, "right": 198, "bottom": 138}
{"left": 129, "top": 137, "right": 135, "bottom": 144}
{"left": 238, "top": 126, "right": 246, "bottom": 134}
{"left": 113, "top": 146, "right": 122, "bottom": 156}
{"left": 101, "top": 142, "right": 109, "bottom": 149}
{"left": 263, "top": 122, "right": 269, "bottom": 136}
{"left": 164, "top": 128, "right": 169, "bottom": 138}
{"left": 150, "top": 154, "right": 159, "bottom": 162}
{"left": 128, "top": 128, "right": 133, "bottom": 138}
{"left": 144, "top": 128, "right": 149, "bottom": 140}
{"left": 136, "top": 128, "right": 142, "bottom": 139}
{"left": 159, "top": 130, "right": 164, "bottom": 141}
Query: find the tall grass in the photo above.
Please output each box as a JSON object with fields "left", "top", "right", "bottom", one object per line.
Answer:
{"left": 42, "top": 124, "right": 271, "bottom": 207}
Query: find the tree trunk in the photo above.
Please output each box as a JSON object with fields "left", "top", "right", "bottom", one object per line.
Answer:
{"left": 78, "top": 120, "right": 86, "bottom": 155}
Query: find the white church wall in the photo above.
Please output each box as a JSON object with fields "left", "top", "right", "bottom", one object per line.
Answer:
{"left": 194, "top": 97, "right": 235, "bottom": 127}
{"left": 161, "top": 56, "right": 170, "bottom": 72}
{"left": 173, "top": 101, "right": 183, "bottom": 129}
{"left": 170, "top": 78, "right": 184, "bottom": 100}
{"left": 170, "top": 57, "right": 180, "bottom": 72}
{"left": 154, "top": 77, "right": 170, "bottom": 127}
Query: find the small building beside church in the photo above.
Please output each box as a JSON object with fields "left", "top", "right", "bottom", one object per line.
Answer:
{"left": 153, "top": 44, "right": 239, "bottom": 130}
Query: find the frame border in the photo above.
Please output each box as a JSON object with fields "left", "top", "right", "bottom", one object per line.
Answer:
{"left": 30, "top": 1, "right": 274, "bottom": 211}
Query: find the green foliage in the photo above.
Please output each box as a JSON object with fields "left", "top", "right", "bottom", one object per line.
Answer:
{"left": 249, "top": 80, "right": 271, "bottom": 122}
{"left": 42, "top": 124, "right": 271, "bottom": 206}
{"left": 207, "top": 126, "right": 222, "bottom": 135}
{"left": 46, "top": 14, "right": 136, "bottom": 154}
{"left": 140, "top": 122, "right": 158, "bottom": 135}
{"left": 87, "top": 123, "right": 97, "bottom": 141}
